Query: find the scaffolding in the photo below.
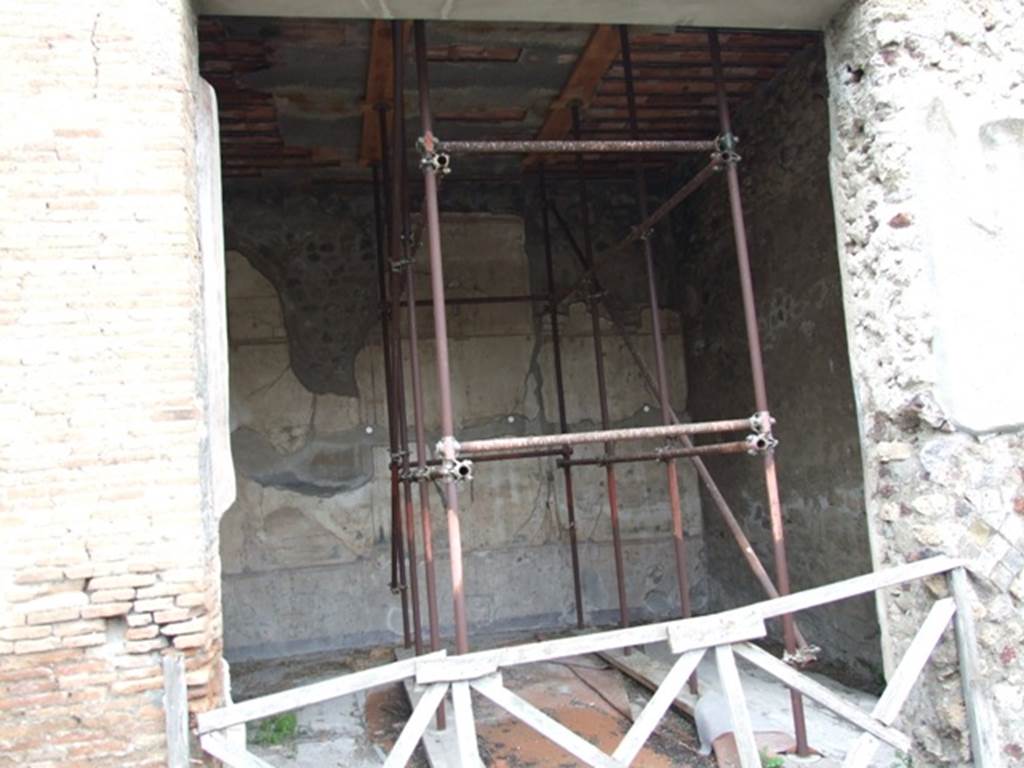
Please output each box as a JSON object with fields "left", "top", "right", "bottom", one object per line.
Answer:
{"left": 373, "top": 20, "right": 814, "bottom": 753}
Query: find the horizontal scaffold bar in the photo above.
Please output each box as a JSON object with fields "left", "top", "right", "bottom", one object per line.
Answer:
{"left": 400, "top": 294, "right": 549, "bottom": 308}
{"left": 454, "top": 417, "right": 757, "bottom": 456}
{"left": 434, "top": 139, "right": 718, "bottom": 155}
{"left": 558, "top": 439, "right": 751, "bottom": 468}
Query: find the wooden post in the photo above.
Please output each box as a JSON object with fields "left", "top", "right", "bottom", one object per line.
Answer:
{"left": 162, "top": 654, "right": 189, "bottom": 768}
{"left": 714, "top": 645, "right": 761, "bottom": 768}
{"left": 950, "top": 568, "right": 1002, "bottom": 768}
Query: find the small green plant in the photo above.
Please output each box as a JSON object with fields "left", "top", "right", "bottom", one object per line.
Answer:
{"left": 760, "top": 749, "right": 785, "bottom": 768}
{"left": 251, "top": 712, "right": 298, "bottom": 746}
{"left": 890, "top": 753, "right": 913, "bottom": 768}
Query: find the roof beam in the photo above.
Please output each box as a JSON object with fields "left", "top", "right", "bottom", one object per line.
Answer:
{"left": 359, "top": 21, "right": 411, "bottom": 166}
{"left": 522, "top": 25, "right": 620, "bottom": 168}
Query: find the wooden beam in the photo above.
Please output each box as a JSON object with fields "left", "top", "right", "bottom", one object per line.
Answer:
{"left": 199, "top": 733, "right": 277, "bottom": 768}
{"left": 163, "top": 654, "right": 189, "bottom": 768}
{"left": 714, "top": 645, "right": 761, "bottom": 768}
{"left": 950, "top": 568, "right": 1001, "bottom": 768}
{"left": 522, "top": 24, "right": 620, "bottom": 168}
{"left": 451, "top": 681, "right": 482, "bottom": 766}
{"left": 612, "top": 650, "right": 705, "bottom": 765}
{"left": 196, "top": 650, "right": 445, "bottom": 734}
{"left": 843, "top": 598, "right": 957, "bottom": 768}
{"left": 359, "top": 21, "right": 412, "bottom": 167}
{"left": 472, "top": 674, "right": 626, "bottom": 768}
{"left": 383, "top": 683, "right": 450, "bottom": 768}
{"left": 732, "top": 643, "right": 911, "bottom": 753}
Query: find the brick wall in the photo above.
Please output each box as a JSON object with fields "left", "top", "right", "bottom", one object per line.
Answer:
{"left": 0, "top": 1, "right": 225, "bottom": 765}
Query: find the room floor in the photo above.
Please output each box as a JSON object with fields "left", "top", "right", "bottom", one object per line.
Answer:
{"left": 227, "top": 629, "right": 892, "bottom": 767}
{"left": 228, "top": 635, "right": 712, "bottom": 767}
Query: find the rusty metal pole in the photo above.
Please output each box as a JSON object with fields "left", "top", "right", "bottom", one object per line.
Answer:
{"left": 539, "top": 164, "right": 584, "bottom": 629}
{"left": 572, "top": 104, "right": 629, "bottom": 630}
{"left": 546, "top": 193, "right": 814, "bottom": 652}
{"left": 619, "top": 25, "right": 692, "bottom": 624}
{"left": 709, "top": 29, "right": 809, "bottom": 755}
{"left": 389, "top": 24, "right": 422, "bottom": 655}
{"left": 398, "top": 68, "right": 443, "bottom": 670}
{"left": 414, "top": 19, "right": 471, "bottom": 654}
{"left": 375, "top": 109, "right": 411, "bottom": 649}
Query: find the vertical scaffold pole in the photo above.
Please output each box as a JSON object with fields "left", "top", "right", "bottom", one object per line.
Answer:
{"left": 572, "top": 104, "right": 629, "bottom": 630}
{"left": 709, "top": 28, "right": 809, "bottom": 755}
{"left": 375, "top": 107, "right": 411, "bottom": 649}
{"left": 538, "top": 165, "right": 585, "bottom": 629}
{"left": 389, "top": 22, "right": 422, "bottom": 655}
{"left": 619, "top": 25, "right": 693, "bottom": 624}
{"left": 414, "top": 19, "right": 470, "bottom": 654}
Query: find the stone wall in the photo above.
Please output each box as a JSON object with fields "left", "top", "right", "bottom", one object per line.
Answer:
{"left": 827, "top": 0, "right": 1024, "bottom": 763}
{"left": 668, "top": 42, "right": 881, "bottom": 687}
{"left": 0, "top": 1, "right": 228, "bottom": 765}
{"left": 220, "top": 181, "right": 708, "bottom": 658}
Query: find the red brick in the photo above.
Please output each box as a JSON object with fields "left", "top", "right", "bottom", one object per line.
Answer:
{"left": 26, "top": 606, "right": 81, "bottom": 625}
{"left": 89, "top": 588, "right": 135, "bottom": 603}
{"left": 81, "top": 602, "right": 131, "bottom": 619}
{"left": 87, "top": 573, "right": 156, "bottom": 591}
{"left": 0, "top": 625, "right": 51, "bottom": 641}
{"left": 52, "top": 619, "right": 105, "bottom": 637}
{"left": 124, "top": 625, "right": 159, "bottom": 641}
{"left": 60, "top": 632, "right": 106, "bottom": 649}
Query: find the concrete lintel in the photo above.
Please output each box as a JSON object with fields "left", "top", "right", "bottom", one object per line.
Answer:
{"left": 197, "top": 0, "right": 845, "bottom": 31}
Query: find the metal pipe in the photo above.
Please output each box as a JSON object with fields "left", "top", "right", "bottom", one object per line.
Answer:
{"left": 619, "top": 159, "right": 723, "bottom": 247}
{"left": 397, "top": 60, "right": 444, "bottom": 730}
{"left": 411, "top": 447, "right": 570, "bottom": 470}
{"left": 548, "top": 184, "right": 813, "bottom": 653}
{"left": 558, "top": 440, "right": 752, "bottom": 468}
{"left": 457, "top": 417, "right": 754, "bottom": 455}
{"left": 415, "top": 19, "right": 470, "bottom": 655}
{"left": 394, "top": 29, "right": 443, "bottom": 681}
{"left": 710, "top": 28, "right": 809, "bottom": 755}
{"left": 435, "top": 139, "right": 716, "bottom": 155}
{"left": 539, "top": 165, "right": 584, "bottom": 629}
{"left": 571, "top": 105, "right": 629, "bottom": 631}
{"left": 621, "top": 24, "right": 692, "bottom": 627}
{"left": 375, "top": 112, "right": 412, "bottom": 650}
{"left": 389, "top": 23, "right": 422, "bottom": 656}
{"left": 400, "top": 294, "right": 550, "bottom": 307}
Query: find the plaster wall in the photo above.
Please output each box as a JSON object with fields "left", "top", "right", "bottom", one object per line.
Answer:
{"left": 669, "top": 43, "right": 881, "bottom": 687}
{"left": 220, "top": 196, "right": 707, "bottom": 659}
{"left": 827, "top": 0, "right": 1024, "bottom": 763}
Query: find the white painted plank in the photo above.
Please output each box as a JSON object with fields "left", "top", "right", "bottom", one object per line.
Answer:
{"left": 843, "top": 598, "right": 956, "bottom": 768}
{"left": 417, "top": 655, "right": 498, "bottom": 685}
{"left": 714, "top": 645, "right": 760, "bottom": 768}
{"left": 413, "top": 557, "right": 960, "bottom": 675}
{"left": 162, "top": 654, "right": 189, "bottom": 768}
{"left": 951, "top": 568, "right": 1003, "bottom": 768}
{"left": 199, "top": 732, "right": 277, "bottom": 768}
{"left": 666, "top": 609, "right": 765, "bottom": 654}
{"left": 612, "top": 650, "right": 705, "bottom": 765}
{"left": 753, "top": 557, "right": 963, "bottom": 623}
{"left": 472, "top": 674, "right": 626, "bottom": 768}
{"left": 197, "top": 650, "right": 445, "bottom": 734}
{"left": 396, "top": 653, "right": 466, "bottom": 768}
{"left": 384, "top": 683, "right": 450, "bottom": 768}
{"left": 733, "top": 643, "right": 911, "bottom": 752}
{"left": 451, "top": 681, "right": 481, "bottom": 766}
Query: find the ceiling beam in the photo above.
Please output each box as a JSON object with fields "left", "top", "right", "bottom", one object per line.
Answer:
{"left": 358, "top": 20, "right": 393, "bottom": 166}
{"left": 522, "top": 24, "right": 620, "bottom": 168}
{"left": 358, "top": 21, "right": 411, "bottom": 166}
